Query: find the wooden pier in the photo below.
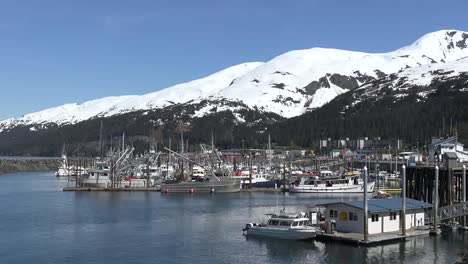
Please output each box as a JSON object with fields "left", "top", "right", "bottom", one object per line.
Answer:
{"left": 406, "top": 166, "right": 467, "bottom": 206}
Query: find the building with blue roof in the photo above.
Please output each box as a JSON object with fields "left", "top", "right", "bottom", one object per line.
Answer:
{"left": 317, "top": 198, "right": 432, "bottom": 235}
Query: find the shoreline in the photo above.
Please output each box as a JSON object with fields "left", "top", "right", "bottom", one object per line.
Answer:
{"left": 0, "top": 158, "right": 59, "bottom": 175}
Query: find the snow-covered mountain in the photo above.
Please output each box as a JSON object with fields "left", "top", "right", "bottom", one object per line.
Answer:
{"left": 1, "top": 29, "right": 468, "bottom": 132}
{"left": 355, "top": 57, "right": 468, "bottom": 101}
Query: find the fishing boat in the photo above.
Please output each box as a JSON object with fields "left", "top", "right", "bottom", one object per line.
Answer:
{"left": 160, "top": 147, "right": 241, "bottom": 193}
{"left": 240, "top": 173, "right": 269, "bottom": 186}
{"left": 81, "top": 161, "right": 111, "bottom": 187}
{"left": 289, "top": 176, "right": 375, "bottom": 193}
{"left": 161, "top": 176, "right": 241, "bottom": 193}
{"left": 191, "top": 165, "right": 206, "bottom": 180}
{"left": 319, "top": 166, "right": 335, "bottom": 178}
{"left": 242, "top": 211, "right": 317, "bottom": 240}
{"left": 55, "top": 146, "right": 85, "bottom": 177}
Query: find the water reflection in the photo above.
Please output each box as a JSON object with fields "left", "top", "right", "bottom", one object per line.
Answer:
{"left": 0, "top": 171, "right": 465, "bottom": 264}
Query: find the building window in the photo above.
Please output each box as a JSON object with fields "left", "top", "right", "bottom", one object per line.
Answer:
{"left": 371, "top": 214, "right": 379, "bottom": 222}
{"left": 349, "top": 212, "right": 358, "bottom": 221}
{"left": 390, "top": 212, "right": 397, "bottom": 220}
{"left": 329, "top": 210, "right": 338, "bottom": 218}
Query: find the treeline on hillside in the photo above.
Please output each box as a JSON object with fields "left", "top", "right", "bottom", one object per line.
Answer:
{"left": 271, "top": 76, "right": 468, "bottom": 147}
{"left": 0, "top": 107, "right": 282, "bottom": 156}
{"left": 1, "top": 77, "right": 467, "bottom": 156}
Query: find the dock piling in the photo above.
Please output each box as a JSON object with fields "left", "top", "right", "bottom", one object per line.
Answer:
{"left": 363, "top": 166, "right": 368, "bottom": 242}
{"left": 430, "top": 166, "right": 440, "bottom": 235}
{"left": 402, "top": 165, "right": 406, "bottom": 236}
{"left": 463, "top": 165, "right": 467, "bottom": 228}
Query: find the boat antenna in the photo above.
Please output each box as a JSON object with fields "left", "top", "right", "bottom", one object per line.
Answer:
{"left": 110, "top": 134, "right": 113, "bottom": 154}
{"left": 122, "top": 132, "right": 125, "bottom": 153}
{"left": 99, "top": 120, "right": 104, "bottom": 160}
{"left": 211, "top": 130, "right": 214, "bottom": 152}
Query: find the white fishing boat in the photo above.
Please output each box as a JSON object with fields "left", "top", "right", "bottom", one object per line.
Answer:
{"left": 136, "top": 164, "right": 161, "bottom": 178}
{"left": 81, "top": 161, "right": 111, "bottom": 187}
{"left": 289, "top": 176, "right": 375, "bottom": 193}
{"left": 243, "top": 211, "right": 316, "bottom": 240}
{"left": 240, "top": 173, "right": 269, "bottom": 186}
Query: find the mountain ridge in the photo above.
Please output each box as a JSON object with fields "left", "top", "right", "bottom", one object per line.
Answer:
{"left": 1, "top": 29, "right": 468, "bottom": 132}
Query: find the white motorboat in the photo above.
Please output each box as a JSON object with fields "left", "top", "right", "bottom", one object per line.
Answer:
{"left": 243, "top": 211, "right": 316, "bottom": 240}
{"left": 289, "top": 176, "right": 375, "bottom": 193}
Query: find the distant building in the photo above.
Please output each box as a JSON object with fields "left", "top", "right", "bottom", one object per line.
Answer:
{"left": 428, "top": 136, "right": 468, "bottom": 162}
{"left": 221, "top": 149, "right": 241, "bottom": 160}
{"left": 286, "top": 150, "right": 306, "bottom": 157}
{"left": 398, "top": 152, "right": 423, "bottom": 162}
{"left": 318, "top": 198, "right": 432, "bottom": 235}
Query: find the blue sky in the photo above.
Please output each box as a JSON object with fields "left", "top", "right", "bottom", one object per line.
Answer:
{"left": 0, "top": 0, "right": 467, "bottom": 119}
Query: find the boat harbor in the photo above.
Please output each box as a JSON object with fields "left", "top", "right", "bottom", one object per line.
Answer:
{"left": 51, "top": 134, "right": 468, "bottom": 248}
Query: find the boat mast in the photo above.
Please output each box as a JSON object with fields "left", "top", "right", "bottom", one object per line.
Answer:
{"left": 168, "top": 137, "right": 172, "bottom": 171}
{"left": 122, "top": 132, "right": 125, "bottom": 153}
{"left": 268, "top": 133, "right": 272, "bottom": 174}
{"left": 99, "top": 120, "right": 104, "bottom": 160}
{"left": 181, "top": 129, "right": 184, "bottom": 154}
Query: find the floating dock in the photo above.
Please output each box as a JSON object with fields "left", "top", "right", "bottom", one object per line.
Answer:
{"left": 315, "top": 228, "right": 430, "bottom": 246}
{"left": 240, "top": 187, "right": 283, "bottom": 192}
{"left": 63, "top": 187, "right": 159, "bottom": 192}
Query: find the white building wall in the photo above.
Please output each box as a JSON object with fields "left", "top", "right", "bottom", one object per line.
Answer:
{"left": 405, "top": 210, "right": 426, "bottom": 229}
{"left": 406, "top": 214, "right": 413, "bottom": 230}
{"left": 415, "top": 212, "right": 425, "bottom": 226}
{"left": 325, "top": 205, "right": 363, "bottom": 233}
{"left": 325, "top": 205, "right": 428, "bottom": 234}
{"left": 382, "top": 212, "right": 400, "bottom": 233}
{"left": 368, "top": 216, "right": 382, "bottom": 234}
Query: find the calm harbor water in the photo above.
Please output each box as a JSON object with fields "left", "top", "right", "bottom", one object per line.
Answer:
{"left": 0, "top": 171, "right": 466, "bottom": 264}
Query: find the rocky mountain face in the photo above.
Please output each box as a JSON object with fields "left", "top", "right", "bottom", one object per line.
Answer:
{"left": 1, "top": 30, "right": 468, "bottom": 155}
{"left": 0, "top": 99, "right": 283, "bottom": 155}
{"left": 271, "top": 61, "right": 468, "bottom": 147}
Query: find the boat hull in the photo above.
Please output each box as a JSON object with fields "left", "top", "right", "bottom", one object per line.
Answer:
{"left": 246, "top": 227, "right": 316, "bottom": 240}
{"left": 161, "top": 179, "right": 241, "bottom": 193}
{"left": 289, "top": 182, "right": 375, "bottom": 193}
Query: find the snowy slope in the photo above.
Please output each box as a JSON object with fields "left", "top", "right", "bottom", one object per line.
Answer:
{"left": 215, "top": 30, "right": 468, "bottom": 117}
{"left": 1, "top": 29, "right": 468, "bottom": 131}
{"left": 0, "top": 62, "right": 263, "bottom": 130}
{"left": 355, "top": 57, "right": 468, "bottom": 100}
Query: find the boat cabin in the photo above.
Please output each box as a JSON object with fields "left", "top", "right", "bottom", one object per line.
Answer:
{"left": 266, "top": 213, "right": 310, "bottom": 229}
{"left": 294, "top": 176, "right": 360, "bottom": 186}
